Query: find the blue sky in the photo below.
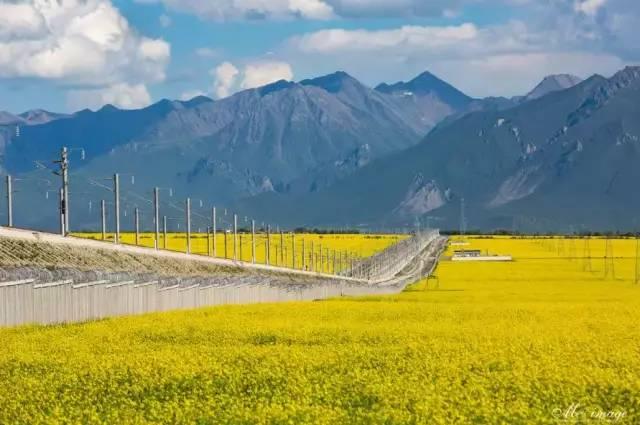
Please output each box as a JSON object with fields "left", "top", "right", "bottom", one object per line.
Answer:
{"left": 0, "top": 0, "right": 637, "bottom": 113}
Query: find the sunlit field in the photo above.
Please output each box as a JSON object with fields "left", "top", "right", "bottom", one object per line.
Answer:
{"left": 1, "top": 236, "right": 639, "bottom": 423}
{"left": 73, "top": 232, "right": 407, "bottom": 273}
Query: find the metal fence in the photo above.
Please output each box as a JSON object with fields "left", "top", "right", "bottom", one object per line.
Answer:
{"left": 0, "top": 227, "right": 445, "bottom": 327}
{"left": 2, "top": 146, "right": 417, "bottom": 279}
{"left": 0, "top": 278, "right": 403, "bottom": 327}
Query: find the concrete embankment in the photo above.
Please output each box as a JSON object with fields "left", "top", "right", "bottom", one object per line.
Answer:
{"left": 0, "top": 227, "right": 446, "bottom": 327}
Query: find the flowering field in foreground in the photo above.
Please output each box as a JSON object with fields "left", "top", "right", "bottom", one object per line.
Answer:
{"left": 1, "top": 237, "right": 639, "bottom": 424}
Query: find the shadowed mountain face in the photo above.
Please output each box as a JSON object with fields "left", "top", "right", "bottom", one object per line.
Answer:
{"left": 0, "top": 71, "right": 476, "bottom": 230}
{"left": 237, "top": 67, "right": 640, "bottom": 232}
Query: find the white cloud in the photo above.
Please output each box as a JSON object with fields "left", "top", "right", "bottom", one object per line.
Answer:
{"left": 195, "top": 47, "right": 221, "bottom": 58}
{"left": 574, "top": 0, "right": 608, "bottom": 16}
{"left": 180, "top": 89, "right": 206, "bottom": 100}
{"left": 159, "top": 13, "right": 172, "bottom": 27}
{"left": 143, "top": 0, "right": 334, "bottom": 20}
{"left": 292, "top": 24, "right": 479, "bottom": 53}
{"left": 0, "top": 3, "right": 47, "bottom": 40}
{"left": 137, "top": 0, "right": 486, "bottom": 20}
{"left": 0, "top": 0, "right": 170, "bottom": 86}
{"left": 210, "top": 60, "right": 294, "bottom": 98}
{"left": 212, "top": 62, "right": 240, "bottom": 98}
{"left": 67, "top": 83, "right": 152, "bottom": 110}
{"left": 432, "top": 52, "right": 625, "bottom": 96}
{"left": 240, "top": 61, "right": 294, "bottom": 89}
{"left": 282, "top": 20, "right": 628, "bottom": 97}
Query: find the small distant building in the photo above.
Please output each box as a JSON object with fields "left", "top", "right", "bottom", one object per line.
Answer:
{"left": 453, "top": 250, "right": 482, "bottom": 258}
{"left": 452, "top": 249, "right": 512, "bottom": 262}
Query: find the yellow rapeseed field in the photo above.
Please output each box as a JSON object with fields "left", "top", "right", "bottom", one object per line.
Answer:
{"left": 74, "top": 232, "right": 407, "bottom": 273}
{"left": 1, "top": 236, "right": 639, "bottom": 424}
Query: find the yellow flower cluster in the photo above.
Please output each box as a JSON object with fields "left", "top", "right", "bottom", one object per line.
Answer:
{"left": 74, "top": 233, "right": 407, "bottom": 272}
{"left": 1, "top": 236, "right": 639, "bottom": 424}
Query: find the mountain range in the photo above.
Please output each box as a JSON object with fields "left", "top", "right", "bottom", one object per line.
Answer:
{"left": 237, "top": 67, "right": 639, "bottom": 232}
{"left": 4, "top": 67, "right": 638, "bottom": 232}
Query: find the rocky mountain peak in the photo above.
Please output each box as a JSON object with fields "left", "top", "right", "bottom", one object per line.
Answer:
{"left": 525, "top": 74, "right": 582, "bottom": 101}
{"left": 375, "top": 70, "right": 472, "bottom": 110}
{"left": 300, "top": 71, "right": 361, "bottom": 94}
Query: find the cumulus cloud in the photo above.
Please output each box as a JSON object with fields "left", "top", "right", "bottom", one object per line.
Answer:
{"left": 0, "top": 1, "right": 170, "bottom": 87}
{"left": 574, "top": 0, "right": 608, "bottom": 16}
{"left": 143, "top": 0, "right": 334, "bottom": 20}
{"left": 67, "top": 83, "right": 152, "bottom": 110}
{"left": 212, "top": 62, "right": 240, "bottom": 98}
{"left": 240, "top": 61, "right": 294, "bottom": 89}
{"left": 292, "top": 24, "right": 479, "bottom": 53}
{"left": 136, "top": 0, "right": 475, "bottom": 20}
{"left": 283, "top": 19, "right": 628, "bottom": 97}
{"left": 211, "top": 60, "right": 294, "bottom": 98}
{"left": 180, "top": 89, "right": 207, "bottom": 100}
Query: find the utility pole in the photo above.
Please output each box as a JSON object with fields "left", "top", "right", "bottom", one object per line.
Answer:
{"left": 460, "top": 197, "right": 466, "bottom": 237}
{"left": 233, "top": 214, "right": 238, "bottom": 260}
{"left": 186, "top": 198, "right": 191, "bottom": 254}
{"left": 163, "top": 215, "right": 167, "bottom": 249}
{"left": 212, "top": 207, "right": 217, "bottom": 257}
{"left": 280, "top": 231, "right": 284, "bottom": 265}
{"left": 114, "top": 174, "right": 120, "bottom": 244}
{"left": 60, "top": 147, "right": 69, "bottom": 235}
{"left": 292, "top": 233, "right": 296, "bottom": 269}
{"left": 302, "top": 239, "right": 306, "bottom": 271}
{"left": 134, "top": 207, "right": 140, "bottom": 245}
{"left": 310, "top": 240, "right": 314, "bottom": 272}
{"left": 101, "top": 200, "right": 106, "bottom": 241}
{"left": 224, "top": 229, "right": 228, "bottom": 259}
{"left": 5, "top": 175, "right": 12, "bottom": 227}
{"left": 333, "top": 250, "right": 337, "bottom": 275}
{"left": 264, "top": 238, "right": 268, "bottom": 265}
{"left": 266, "top": 225, "right": 271, "bottom": 265}
{"left": 251, "top": 220, "right": 256, "bottom": 264}
{"left": 207, "top": 226, "right": 212, "bottom": 257}
{"left": 59, "top": 188, "right": 64, "bottom": 235}
{"left": 153, "top": 187, "right": 160, "bottom": 249}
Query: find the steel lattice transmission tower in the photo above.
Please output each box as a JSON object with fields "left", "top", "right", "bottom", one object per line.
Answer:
{"left": 582, "top": 238, "right": 593, "bottom": 272}
{"left": 459, "top": 198, "right": 467, "bottom": 236}
{"left": 603, "top": 238, "right": 615, "bottom": 280}
{"left": 568, "top": 238, "right": 577, "bottom": 262}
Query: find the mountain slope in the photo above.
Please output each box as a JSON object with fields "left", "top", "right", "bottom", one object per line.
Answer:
{"left": 1, "top": 73, "right": 431, "bottom": 230}
{"left": 525, "top": 74, "right": 582, "bottom": 101}
{"left": 238, "top": 67, "right": 640, "bottom": 231}
{"left": 375, "top": 71, "right": 474, "bottom": 131}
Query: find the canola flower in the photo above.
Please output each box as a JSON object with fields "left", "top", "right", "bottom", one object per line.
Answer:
{"left": 74, "top": 232, "right": 407, "bottom": 273}
{"left": 1, "top": 236, "right": 639, "bottom": 424}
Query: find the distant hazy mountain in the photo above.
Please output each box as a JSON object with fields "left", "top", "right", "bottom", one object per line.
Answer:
{"left": 0, "top": 109, "right": 69, "bottom": 125}
{"left": 238, "top": 66, "right": 640, "bottom": 232}
{"left": 525, "top": 74, "right": 582, "bottom": 101}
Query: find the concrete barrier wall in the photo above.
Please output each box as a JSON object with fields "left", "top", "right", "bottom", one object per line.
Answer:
{"left": 0, "top": 226, "right": 445, "bottom": 327}
{"left": 0, "top": 278, "right": 401, "bottom": 327}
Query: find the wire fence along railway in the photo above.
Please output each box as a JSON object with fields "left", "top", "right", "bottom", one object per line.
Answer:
{"left": 1, "top": 146, "right": 433, "bottom": 280}
{"left": 0, "top": 145, "right": 444, "bottom": 326}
